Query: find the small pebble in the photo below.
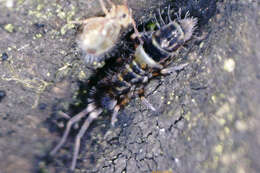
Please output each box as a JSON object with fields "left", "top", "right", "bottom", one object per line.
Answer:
{"left": 38, "top": 103, "right": 47, "bottom": 110}
{"left": 1, "top": 52, "right": 9, "bottom": 61}
{"left": 0, "top": 90, "right": 6, "bottom": 102}
{"left": 33, "top": 23, "right": 45, "bottom": 29}
{"left": 223, "top": 58, "right": 236, "bottom": 72}
{"left": 4, "top": 23, "right": 14, "bottom": 32}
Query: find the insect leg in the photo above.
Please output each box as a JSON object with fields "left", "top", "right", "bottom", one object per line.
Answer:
{"left": 84, "top": 54, "right": 96, "bottom": 64}
{"left": 160, "top": 63, "right": 188, "bottom": 75}
{"left": 137, "top": 87, "right": 156, "bottom": 111}
{"left": 129, "top": 9, "right": 144, "bottom": 45}
{"left": 185, "top": 11, "right": 190, "bottom": 19}
{"left": 140, "top": 96, "right": 156, "bottom": 111}
{"left": 58, "top": 111, "right": 80, "bottom": 129}
{"left": 167, "top": 5, "right": 172, "bottom": 22}
{"left": 99, "top": 0, "right": 109, "bottom": 15}
{"left": 111, "top": 105, "right": 120, "bottom": 126}
{"left": 153, "top": 13, "right": 161, "bottom": 28}
{"left": 58, "top": 111, "right": 71, "bottom": 119}
{"left": 50, "top": 103, "right": 96, "bottom": 155}
{"left": 175, "top": 8, "right": 182, "bottom": 20}
{"left": 71, "top": 108, "right": 103, "bottom": 170}
{"left": 158, "top": 8, "right": 166, "bottom": 25}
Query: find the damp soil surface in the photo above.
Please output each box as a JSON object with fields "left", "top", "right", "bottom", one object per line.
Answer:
{"left": 0, "top": 0, "right": 260, "bottom": 173}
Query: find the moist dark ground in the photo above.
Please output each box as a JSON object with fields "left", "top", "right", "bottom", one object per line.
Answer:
{"left": 0, "top": 0, "right": 260, "bottom": 173}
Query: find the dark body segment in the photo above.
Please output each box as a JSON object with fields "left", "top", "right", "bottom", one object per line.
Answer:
{"left": 91, "top": 57, "right": 149, "bottom": 108}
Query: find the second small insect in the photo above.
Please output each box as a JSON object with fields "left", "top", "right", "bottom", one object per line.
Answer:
{"left": 73, "top": 0, "right": 135, "bottom": 64}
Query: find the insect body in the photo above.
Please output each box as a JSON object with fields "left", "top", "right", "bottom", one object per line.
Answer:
{"left": 50, "top": 8, "right": 197, "bottom": 171}
{"left": 74, "top": 0, "right": 134, "bottom": 64}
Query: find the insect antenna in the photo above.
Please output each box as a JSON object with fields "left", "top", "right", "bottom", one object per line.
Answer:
{"left": 71, "top": 108, "right": 103, "bottom": 170}
{"left": 50, "top": 103, "right": 96, "bottom": 156}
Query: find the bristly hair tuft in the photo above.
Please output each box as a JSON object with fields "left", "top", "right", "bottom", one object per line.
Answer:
{"left": 179, "top": 14, "right": 198, "bottom": 42}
